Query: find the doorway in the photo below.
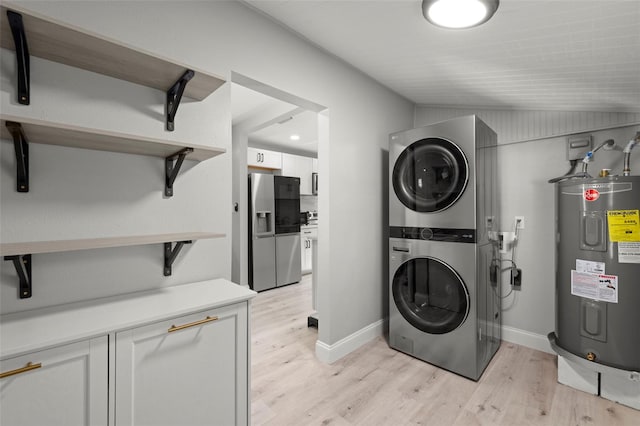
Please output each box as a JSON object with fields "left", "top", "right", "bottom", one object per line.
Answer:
{"left": 229, "top": 72, "right": 326, "bottom": 296}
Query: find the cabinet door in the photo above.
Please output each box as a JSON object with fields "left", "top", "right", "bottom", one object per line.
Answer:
{"left": 248, "top": 147, "right": 281, "bottom": 169}
{"left": 305, "top": 238, "right": 313, "bottom": 272}
{"left": 280, "top": 153, "right": 298, "bottom": 177}
{"left": 300, "top": 234, "right": 307, "bottom": 273}
{"left": 0, "top": 337, "right": 108, "bottom": 426}
{"left": 115, "top": 303, "right": 249, "bottom": 426}
{"left": 260, "top": 149, "right": 282, "bottom": 169}
{"left": 301, "top": 230, "right": 315, "bottom": 274}
{"left": 247, "top": 147, "right": 262, "bottom": 167}
{"left": 282, "top": 154, "right": 313, "bottom": 195}
{"left": 300, "top": 238, "right": 310, "bottom": 273}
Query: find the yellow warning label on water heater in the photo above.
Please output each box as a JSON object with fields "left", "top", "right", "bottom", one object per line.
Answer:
{"left": 607, "top": 210, "right": 640, "bottom": 242}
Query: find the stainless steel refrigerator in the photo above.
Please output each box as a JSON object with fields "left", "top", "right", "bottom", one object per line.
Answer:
{"left": 248, "top": 173, "right": 301, "bottom": 292}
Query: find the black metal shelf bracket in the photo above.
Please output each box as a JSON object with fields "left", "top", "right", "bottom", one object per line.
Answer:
{"left": 165, "top": 147, "right": 193, "bottom": 197}
{"left": 4, "top": 254, "right": 32, "bottom": 299}
{"left": 164, "top": 240, "right": 192, "bottom": 276}
{"left": 7, "top": 10, "right": 30, "bottom": 105}
{"left": 6, "top": 121, "right": 29, "bottom": 192}
{"left": 166, "top": 69, "right": 194, "bottom": 132}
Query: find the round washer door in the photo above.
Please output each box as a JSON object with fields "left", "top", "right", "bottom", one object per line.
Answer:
{"left": 392, "top": 138, "right": 468, "bottom": 212}
{"left": 392, "top": 257, "right": 469, "bottom": 334}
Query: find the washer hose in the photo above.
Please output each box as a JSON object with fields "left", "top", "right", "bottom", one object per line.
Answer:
{"left": 548, "top": 139, "right": 615, "bottom": 183}
{"left": 623, "top": 132, "right": 640, "bottom": 176}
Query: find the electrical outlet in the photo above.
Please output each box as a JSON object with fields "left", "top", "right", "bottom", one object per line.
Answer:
{"left": 515, "top": 216, "right": 525, "bottom": 229}
{"left": 485, "top": 216, "right": 494, "bottom": 230}
{"left": 512, "top": 268, "right": 522, "bottom": 290}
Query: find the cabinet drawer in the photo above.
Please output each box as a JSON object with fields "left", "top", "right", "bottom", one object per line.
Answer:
{"left": 301, "top": 227, "right": 318, "bottom": 239}
{"left": 0, "top": 337, "right": 108, "bottom": 426}
{"left": 115, "top": 302, "right": 248, "bottom": 426}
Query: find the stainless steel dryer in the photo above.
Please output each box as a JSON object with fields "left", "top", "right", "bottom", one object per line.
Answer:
{"left": 389, "top": 115, "right": 497, "bottom": 230}
{"left": 388, "top": 115, "right": 500, "bottom": 380}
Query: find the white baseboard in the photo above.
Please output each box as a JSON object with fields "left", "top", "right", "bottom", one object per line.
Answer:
{"left": 315, "top": 321, "right": 553, "bottom": 364}
{"left": 501, "top": 325, "right": 554, "bottom": 354}
{"left": 315, "top": 319, "right": 385, "bottom": 364}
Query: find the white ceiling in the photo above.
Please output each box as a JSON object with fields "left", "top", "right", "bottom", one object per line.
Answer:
{"left": 249, "top": 110, "right": 318, "bottom": 154}
{"left": 243, "top": 0, "right": 640, "bottom": 113}
{"left": 231, "top": 84, "right": 318, "bottom": 155}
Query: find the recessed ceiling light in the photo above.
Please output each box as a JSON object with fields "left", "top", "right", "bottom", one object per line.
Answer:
{"left": 422, "top": 0, "right": 499, "bottom": 29}
{"left": 290, "top": 134, "right": 301, "bottom": 141}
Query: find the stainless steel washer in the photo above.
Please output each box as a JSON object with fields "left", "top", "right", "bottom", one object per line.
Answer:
{"left": 389, "top": 236, "right": 500, "bottom": 380}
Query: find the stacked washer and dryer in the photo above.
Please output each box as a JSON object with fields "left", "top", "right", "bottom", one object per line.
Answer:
{"left": 388, "top": 115, "right": 501, "bottom": 381}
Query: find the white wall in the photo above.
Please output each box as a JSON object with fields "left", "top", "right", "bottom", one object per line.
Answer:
{"left": 415, "top": 106, "right": 640, "bottom": 352}
{"left": 1, "top": 48, "right": 231, "bottom": 313}
{"left": 1, "top": 0, "right": 414, "bottom": 360}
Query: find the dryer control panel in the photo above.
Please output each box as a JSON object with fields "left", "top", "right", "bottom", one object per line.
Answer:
{"left": 389, "top": 226, "right": 475, "bottom": 243}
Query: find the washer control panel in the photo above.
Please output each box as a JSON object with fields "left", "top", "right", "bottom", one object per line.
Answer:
{"left": 389, "top": 226, "right": 476, "bottom": 243}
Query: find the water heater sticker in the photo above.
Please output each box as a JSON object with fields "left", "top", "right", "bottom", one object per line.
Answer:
{"left": 576, "top": 259, "right": 605, "bottom": 274}
{"left": 584, "top": 189, "right": 599, "bottom": 201}
{"left": 607, "top": 210, "right": 640, "bottom": 242}
{"left": 571, "top": 270, "right": 618, "bottom": 303}
{"left": 618, "top": 242, "right": 640, "bottom": 264}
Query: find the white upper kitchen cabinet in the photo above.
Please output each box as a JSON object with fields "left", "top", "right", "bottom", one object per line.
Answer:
{"left": 248, "top": 147, "right": 282, "bottom": 170}
{"left": 281, "top": 153, "right": 314, "bottom": 195}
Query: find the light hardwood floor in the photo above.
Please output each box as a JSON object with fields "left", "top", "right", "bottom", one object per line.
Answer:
{"left": 250, "top": 275, "right": 640, "bottom": 425}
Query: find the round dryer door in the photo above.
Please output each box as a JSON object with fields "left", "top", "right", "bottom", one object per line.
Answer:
{"left": 392, "top": 257, "right": 469, "bottom": 334}
{"left": 392, "top": 138, "right": 468, "bottom": 212}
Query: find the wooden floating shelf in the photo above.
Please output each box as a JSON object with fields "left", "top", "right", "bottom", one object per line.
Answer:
{"left": 2, "top": 232, "right": 225, "bottom": 298}
{"left": 0, "top": 4, "right": 225, "bottom": 101}
{"left": 0, "top": 232, "right": 225, "bottom": 257}
{"left": 0, "top": 114, "right": 225, "bottom": 162}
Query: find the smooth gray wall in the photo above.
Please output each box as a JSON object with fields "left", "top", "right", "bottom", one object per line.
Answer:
{"left": 1, "top": 0, "right": 414, "bottom": 361}
{"left": 415, "top": 106, "right": 640, "bottom": 351}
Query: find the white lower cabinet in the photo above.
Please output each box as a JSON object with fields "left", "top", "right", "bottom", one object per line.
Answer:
{"left": 0, "top": 337, "right": 108, "bottom": 426}
{"left": 0, "top": 280, "right": 254, "bottom": 426}
{"left": 115, "top": 304, "right": 248, "bottom": 426}
{"left": 301, "top": 237, "right": 313, "bottom": 274}
{"left": 300, "top": 227, "right": 317, "bottom": 274}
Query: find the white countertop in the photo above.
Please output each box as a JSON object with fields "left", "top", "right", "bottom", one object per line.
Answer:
{"left": 1, "top": 279, "right": 256, "bottom": 359}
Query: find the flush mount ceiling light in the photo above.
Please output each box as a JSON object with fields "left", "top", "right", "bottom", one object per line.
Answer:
{"left": 290, "top": 134, "right": 301, "bottom": 141}
{"left": 422, "top": 0, "right": 499, "bottom": 29}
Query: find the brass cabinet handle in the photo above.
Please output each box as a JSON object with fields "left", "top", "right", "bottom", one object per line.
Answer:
{"left": 168, "top": 316, "right": 218, "bottom": 333}
{"left": 0, "top": 362, "right": 42, "bottom": 379}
